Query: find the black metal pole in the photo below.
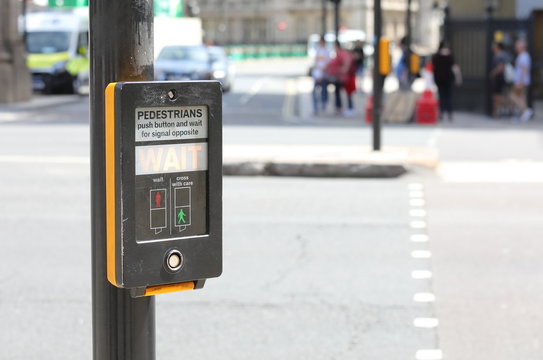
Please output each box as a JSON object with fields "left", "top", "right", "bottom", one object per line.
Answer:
{"left": 443, "top": 5, "right": 450, "bottom": 43}
{"left": 334, "top": 0, "right": 340, "bottom": 38}
{"left": 90, "top": 2, "right": 155, "bottom": 360}
{"left": 372, "top": 0, "right": 382, "bottom": 151}
{"left": 484, "top": 4, "right": 494, "bottom": 116}
{"left": 406, "top": 0, "right": 412, "bottom": 77}
{"left": 321, "top": 0, "right": 327, "bottom": 34}
{"left": 21, "top": 0, "right": 27, "bottom": 44}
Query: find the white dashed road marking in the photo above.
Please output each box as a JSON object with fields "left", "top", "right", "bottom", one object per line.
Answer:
{"left": 411, "top": 270, "right": 433, "bottom": 279}
{"left": 411, "top": 234, "right": 429, "bottom": 243}
{"left": 411, "top": 250, "right": 432, "bottom": 259}
{"left": 408, "top": 183, "right": 425, "bottom": 191}
{"left": 409, "top": 209, "right": 427, "bottom": 217}
{"left": 408, "top": 183, "right": 443, "bottom": 359}
{"left": 410, "top": 198, "right": 426, "bottom": 207}
{"left": 413, "top": 318, "right": 439, "bottom": 328}
{"left": 414, "top": 293, "right": 436, "bottom": 303}
{"left": 409, "top": 190, "right": 425, "bottom": 198}
{"left": 415, "top": 349, "right": 443, "bottom": 360}
{"left": 410, "top": 220, "right": 427, "bottom": 229}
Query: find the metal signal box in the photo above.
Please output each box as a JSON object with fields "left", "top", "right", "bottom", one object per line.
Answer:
{"left": 105, "top": 81, "right": 222, "bottom": 295}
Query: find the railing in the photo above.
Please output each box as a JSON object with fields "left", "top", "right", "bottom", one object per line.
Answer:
{"left": 224, "top": 44, "right": 307, "bottom": 60}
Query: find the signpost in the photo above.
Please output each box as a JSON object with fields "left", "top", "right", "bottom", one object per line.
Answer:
{"left": 90, "top": 2, "right": 222, "bottom": 359}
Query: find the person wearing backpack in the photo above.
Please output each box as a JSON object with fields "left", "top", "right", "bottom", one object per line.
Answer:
{"left": 490, "top": 42, "right": 511, "bottom": 117}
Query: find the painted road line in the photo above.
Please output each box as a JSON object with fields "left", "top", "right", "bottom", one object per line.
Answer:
{"left": 296, "top": 76, "right": 313, "bottom": 119}
{"left": 426, "top": 128, "right": 443, "bottom": 147}
{"left": 438, "top": 161, "right": 543, "bottom": 183}
{"left": 408, "top": 183, "right": 424, "bottom": 191}
{"left": 0, "top": 155, "right": 89, "bottom": 164}
{"left": 414, "top": 293, "right": 436, "bottom": 303}
{"left": 0, "top": 112, "right": 29, "bottom": 123}
{"left": 410, "top": 209, "right": 427, "bottom": 217}
{"left": 416, "top": 349, "right": 443, "bottom": 360}
{"left": 282, "top": 78, "right": 297, "bottom": 120}
{"left": 409, "top": 190, "right": 425, "bottom": 198}
{"left": 411, "top": 270, "right": 433, "bottom": 279}
{"left": 410, "top": 220, "right": 427, "bottom": 229}
{"left": 413, "top": 318, "right": 439, "bottom": 328}
{"left": 411, "top": 250, "right": 432, "bottom": 259}
{"left": 411, "top": 234, "right": 429, "bottom": 242}
{"left": 239, "top": 77, "right": 269, "bottom": 105}
{"left": 410, "top": 198, "right": 426, "bottom": 207}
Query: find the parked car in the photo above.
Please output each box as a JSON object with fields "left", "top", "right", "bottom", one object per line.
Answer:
{"left": 154, "top": 45, "right": 213, "bottom": 81}
{"left": 207, "top": 46, "right": 234, "bottom": 92}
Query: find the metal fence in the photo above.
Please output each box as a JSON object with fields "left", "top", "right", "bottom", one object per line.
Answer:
{"left": 224, "top": 44, "right": 307, "bottom": 60}
{"left": 448, "top": 17, "right": 532, "bottom": 114}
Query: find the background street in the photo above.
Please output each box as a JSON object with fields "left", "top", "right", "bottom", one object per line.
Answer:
{"left": 1, "top": 59, "right": 543, "bottom": 359}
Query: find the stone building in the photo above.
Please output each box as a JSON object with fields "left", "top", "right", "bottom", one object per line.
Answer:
{"left": 195, "top": 0, "right": 439, "bottom": 49}
{"left": 0, "top": 0, "right": 31, "bottom": 102}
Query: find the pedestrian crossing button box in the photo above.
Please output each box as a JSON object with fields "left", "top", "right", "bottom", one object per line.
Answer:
{"left": 105, "top": 81, "right": 222, "bottom": 294}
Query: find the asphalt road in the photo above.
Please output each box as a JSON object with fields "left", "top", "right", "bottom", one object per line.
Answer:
{"left": 1, "top": 58, "right": 543, "bottom": 359}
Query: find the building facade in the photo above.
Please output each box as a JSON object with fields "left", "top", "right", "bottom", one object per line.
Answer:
{"left": 196, "top": 0, "right": 438, "bottom": 50}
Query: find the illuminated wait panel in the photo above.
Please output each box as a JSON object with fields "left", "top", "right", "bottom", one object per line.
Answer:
{"left": 136, "top": 143, "right": 208, "bottom": 175}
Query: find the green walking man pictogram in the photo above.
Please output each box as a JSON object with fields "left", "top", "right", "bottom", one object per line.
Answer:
{"left": 177, "top": 208, "right": 187, "bottom": 224}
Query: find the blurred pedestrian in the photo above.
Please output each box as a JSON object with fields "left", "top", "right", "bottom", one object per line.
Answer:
{"left": 311, "top": 35, "right": 331, "bottom": 115}
{"left": 352, "top": 40, "right": 365, "bottom": 91}
{"left": 396, "top": 36, "right": 410, "bottom": 90}
{"left": 490, "top": 42, "right": 511, "bottom": 117}
{"left": 432, "top": 41, "right": 461, "bottom": 121}
{"left": 509, "top": 39, "right": 532, "bottom": 122}
{"left": 343, "top": 57, "right": 357, "bottom": 117}
{"left": 326, "top": 40, "right": 354, "bottom": 116}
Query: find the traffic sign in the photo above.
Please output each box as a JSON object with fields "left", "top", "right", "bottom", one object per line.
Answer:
{"left": 105, "top": 81, "right": 222, "bottom": 295}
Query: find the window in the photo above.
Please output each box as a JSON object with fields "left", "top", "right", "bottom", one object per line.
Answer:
{"left": 26, "top": 31, "right": 71, "bottom": 54}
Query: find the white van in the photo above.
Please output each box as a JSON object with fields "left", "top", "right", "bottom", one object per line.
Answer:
{"left": 25, "top": 10, "right": 88, "bottom": 94}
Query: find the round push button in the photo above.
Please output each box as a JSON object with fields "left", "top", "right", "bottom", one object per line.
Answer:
{"left": 165, "top": 250, "right": 183, "bottom": 272}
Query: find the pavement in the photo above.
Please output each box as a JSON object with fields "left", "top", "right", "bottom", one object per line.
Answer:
{"left": 3, "top": 90, "right": 542, "bottom": 179}
{"left": 223, "top": 144, "right": 438, "bottom": 177}
{"left": 222, "top": 74, "right": 543, "bottom": 178}
{"left": 222, "top": 73, "right": 441, "bottom": 178}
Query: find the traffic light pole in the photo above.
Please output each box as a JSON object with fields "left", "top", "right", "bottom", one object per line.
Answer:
{"left": 333, "top": 0, "right": 340, "bottom": 38}
{"left": 321, "top": 0, "right": 327, "bottom": 34}
{"left": 405, "top": 0, "right": 412, "bottom": 78}
{"left": 90, "top": 2, "right": 156, "bottom": 360}
{"left": 372, "top": 0, "right": 382, "bottom": 151}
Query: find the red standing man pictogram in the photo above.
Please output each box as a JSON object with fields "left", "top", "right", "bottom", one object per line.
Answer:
{"left": 155, "top": 191, "right": 162, "bottom": 208}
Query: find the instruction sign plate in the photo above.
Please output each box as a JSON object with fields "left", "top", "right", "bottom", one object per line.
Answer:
{"left": 135, "top": 105, "right": 208, "bottom": 142}
{"left": 105, "top": 81, "right": 222, "bottom": 290}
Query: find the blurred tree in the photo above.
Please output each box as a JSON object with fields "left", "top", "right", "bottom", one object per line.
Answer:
{"left": 0, "top": 0, "right": 31, "bottom": 103}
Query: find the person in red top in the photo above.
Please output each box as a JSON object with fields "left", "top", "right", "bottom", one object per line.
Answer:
{"left": 326, "top": 41, "right": 354, "bottom": 115}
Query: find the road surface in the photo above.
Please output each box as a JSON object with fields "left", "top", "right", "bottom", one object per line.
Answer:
{"left": 1, "top": 58, "right": 543, "bottom": 359}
